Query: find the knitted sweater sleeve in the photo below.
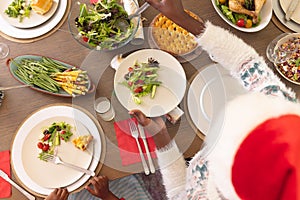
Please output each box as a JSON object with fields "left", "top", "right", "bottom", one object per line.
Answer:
{"left": 156, "top": 140, "right": 187, "bottom": 199}
{"left": 197, "top": 21, "right": 296, "bottom": 101}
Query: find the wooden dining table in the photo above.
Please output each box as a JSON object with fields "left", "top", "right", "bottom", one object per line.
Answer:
{"left": 1, "top": 0, "right": 299, "bottom": 199}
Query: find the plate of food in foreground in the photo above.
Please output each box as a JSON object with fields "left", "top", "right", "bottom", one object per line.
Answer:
{"left": 114, "top": 49, "right": 186, "bottom": 117}
{"left": 7, "top": 55, "right": 94, "bottom": 97}
{"left": 0, "top": 0, "right": 60, "bottom": 29}
{"left": 149, "top": 10, "right": 202, "bottom": 63}
{"left": 211, "top": 0, "right": 272, "bottom": 32}
{"left": 267, "top": 33, "right": 300, "bottom": 85}
{"left": 11, "top": 104, "right": 105, "bottom": 196}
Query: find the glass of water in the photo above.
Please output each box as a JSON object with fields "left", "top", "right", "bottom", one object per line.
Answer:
{"left": 0, "top": 43, "right": 9, "bottom": 59}
{"left": 94, "top": 97, "right": 115, "bottom": 121}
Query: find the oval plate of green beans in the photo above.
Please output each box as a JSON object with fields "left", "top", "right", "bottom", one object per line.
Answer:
{"left": 7, "top": 55, "right": 94, "bottom": 97}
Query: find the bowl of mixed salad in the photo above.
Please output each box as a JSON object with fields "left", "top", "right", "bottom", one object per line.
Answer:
{"left": 68, "top": 0, "right": 140, "bottom": 51}
{"left": 267, "top": 33, "right": 300, "bottom": 85}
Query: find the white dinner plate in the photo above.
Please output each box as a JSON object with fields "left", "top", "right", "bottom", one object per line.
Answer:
{"left": 11, "top": 105, "right": 102, "bottom": 196}
{"left": 272, "top": 0, "right": 300, "bottom": 32}
{"left": 279, "top": 0, "right": 300, "bottom": 24}
{"left": 187, "top": 63, "right": 246, "bottom": 135}
{"left": 211, "top": 0, "right": 272, "bottom": 32}
{"left": 114, "top": 49, "right": 186, "bottom": 117}
{"left": 0, "top": 0, "right": 59, "bottom": 28}
{"left": 0, "top": 0, "right": 67, "bottom": 39}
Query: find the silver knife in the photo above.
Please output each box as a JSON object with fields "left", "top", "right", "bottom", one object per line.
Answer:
{"left": 138, "top": 124, "right": 155, "bottom": 173}
{"left": 0, "top": 169, "right": 35, "bottom": 200}
{"left": 285, "top": 0, "right": 300, "bottom": 21}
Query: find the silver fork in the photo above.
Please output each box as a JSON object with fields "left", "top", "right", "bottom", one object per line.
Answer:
{"left": 41, "top": 154, "right": 95, "bottom": 176}
{"left": 128, "top": 120, "right": 150, "bottom": 175}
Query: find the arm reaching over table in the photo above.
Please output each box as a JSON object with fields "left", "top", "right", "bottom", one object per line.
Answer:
{"left": 136, "top": 0, "right": 300, "bottom": 200}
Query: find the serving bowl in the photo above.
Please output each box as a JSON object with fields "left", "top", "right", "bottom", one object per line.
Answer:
{"left": 211, "top": 0, "right": 272, "bottom": 32}
{"left": 68, "top": 0, "right": 140, "bottom": 51}
{"left": 266, "top": 33, "right": 300, "bottom": 85}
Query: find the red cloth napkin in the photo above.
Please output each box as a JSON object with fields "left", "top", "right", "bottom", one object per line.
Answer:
{"left": 114, "top": 118, "right": 157, "bottom": 166}
{"left": 0, "top": 150, "right": 11, "bottom": 198}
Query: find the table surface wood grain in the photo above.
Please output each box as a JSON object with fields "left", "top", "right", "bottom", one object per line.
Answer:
{"left": 1, "top": 0, "right": 299, "bottom": 199}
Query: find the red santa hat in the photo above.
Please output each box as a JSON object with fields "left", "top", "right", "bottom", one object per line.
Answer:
{"left": 206, "top": 93, "right": 300, "bottom": 200}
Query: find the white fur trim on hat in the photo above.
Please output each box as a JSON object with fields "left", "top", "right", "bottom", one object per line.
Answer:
{"left": 206, "top": 93, "right": 300, "bottom": 199}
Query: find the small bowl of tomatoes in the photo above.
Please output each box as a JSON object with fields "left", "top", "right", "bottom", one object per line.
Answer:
{"left": 211, "top": 0, "right": 272, "bottom": 32}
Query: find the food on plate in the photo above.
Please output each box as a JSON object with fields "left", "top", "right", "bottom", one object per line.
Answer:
{"left": 216, "top": 0, "right": 266, "bottom": 28}
{"left": 12, "top": 56, "right": 90, "bottom": 96}
{"left": 4, "top": 0, "right": 32, "bottom": 22}
{"left": 120, "top": 58, "right": 162, "bottom": 104}
{"left": 275, "top": 36, "right": 300, "bottom": 83}
{"left": 72, "top": 135, "right": 93, "bottom": 151}
{"left": 37, "top": 122, "right": 73, "bottom": 161}
{"left": 31, "top": 0, "right": 53, "bottom": 15}
{"left": 74, "top": 0, "right": 135, "bottom": 50}
{"left": 151, "top": 11, "right": 199, "bottom": 55}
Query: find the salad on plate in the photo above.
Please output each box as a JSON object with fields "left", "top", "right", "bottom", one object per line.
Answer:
{"left": 120, "top": 58, "right": 162, "bottom": 104}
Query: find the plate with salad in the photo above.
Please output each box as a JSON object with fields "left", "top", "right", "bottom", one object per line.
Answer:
{"left": 11, "top": 104, "right": 105, "bottom": 196}
{"left": 0, "top": 0, "right": 59, "bottom": 29}
{"left": 114, "top": 49, "right": 186, "bottom": 117}
{"left": 7, "top": 55, "right": 94, "bottom": 97}
{"left": 68, "top": 0, "right": 140, "bottom": 51}
{"left": 211, "top": 0, "right": 272, "bottom": 32}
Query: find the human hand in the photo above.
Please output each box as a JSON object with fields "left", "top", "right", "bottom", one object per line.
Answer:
{"left": 145, "top": 0, "right": 186, "bottom": 22}
{"left": 145, "top": 0, "right": 204, "bottom": 35}
{"left": 129, "top": 109, "right": 171, "bottom": 149}
{"left": 85, "top": 176, "right": 118, "bottom": 200}
{"left": 44, "top": 188, "right": 69, "bottom": 200}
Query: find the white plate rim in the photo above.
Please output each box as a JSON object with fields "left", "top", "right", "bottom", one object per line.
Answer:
{"left": 279, "top": 0, "right": 300, "bottom": 24}
{"left": 0, "top": 0, "right": 67, "bottom": 39}
{"left": 187, "top": 63, "right": 246, "bottom": 135}
{"left": 272, "top": 0, "right": 300, "bottom": 32}
{"left": 0, "top": 0, "right": 60, "bottom": 29}
{"left": 11, "top": 104, "right": 102, "bottom": 196}
{"left": 114, "top": 49, "right": 186, "bottom": 117}
{"left": 211, "top": 0, "right": 272, "bottom": 32}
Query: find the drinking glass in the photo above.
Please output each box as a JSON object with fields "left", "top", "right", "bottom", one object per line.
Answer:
{"left": 0, "top": 43, "right": 9, "bottom": 59}
{"left": 94, "top": 97, "right": 115, "bottom": 121}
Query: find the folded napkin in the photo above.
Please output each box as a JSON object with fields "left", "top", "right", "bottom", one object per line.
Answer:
{"left": 0, "top": 150, "right": 11, "bottom": 198}
{"left": 114, "top": 118, "right": 156, "bottom": 166}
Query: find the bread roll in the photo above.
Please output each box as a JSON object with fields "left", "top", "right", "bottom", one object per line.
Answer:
{"left": 31, "top": 0, "right": 53, "bottom": 15}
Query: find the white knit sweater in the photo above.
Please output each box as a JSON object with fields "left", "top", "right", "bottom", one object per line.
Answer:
{"left": 156, "top": 21, "right": 298, "bottom": 199}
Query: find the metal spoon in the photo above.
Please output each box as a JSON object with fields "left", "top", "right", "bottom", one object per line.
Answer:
{"left": 128, "top": 2, "right": 150, "bottom": 19}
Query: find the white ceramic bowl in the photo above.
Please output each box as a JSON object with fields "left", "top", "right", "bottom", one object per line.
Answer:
{"left": 211, "top": 0, "right": 272, "bottom": 32}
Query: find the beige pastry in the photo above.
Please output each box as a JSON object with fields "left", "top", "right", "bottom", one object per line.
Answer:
{"left": 31, "top": 0, "right": 53, "bottom": 15}
{"left": 151, "top": 10, "right": 200, "bottom": 55}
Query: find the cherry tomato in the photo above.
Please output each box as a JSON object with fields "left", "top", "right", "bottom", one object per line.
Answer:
{"left": 43, "top": 134, "right": 51, "bottom": 141}
{"left": 128, "top": 67, "right": 134, "bottom": 72}
{"left": 128, "top": 81, "right": 133, "bottom": 86}
{"left": 236, "top": 19, "right": 245, "bottom": 27}
{"left": 134, "top": 86, "right": 143, "bottom": 93}
{"left": 245, "top": 19, "right": 253, "bottom": 28}
{"left": 42, "top": 144, "right": 50, "bottom": 152}
{"left": 60, "top": 130, "right": 66, "bottom": 134}
{"left": 82, "top": 36, "right": 89, "bottom": 42}
{"left": 37, "top": 142, "right": 44, "bottom": 149}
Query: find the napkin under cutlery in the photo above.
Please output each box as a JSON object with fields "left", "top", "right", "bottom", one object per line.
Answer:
{"left": 0, "top": 150, "right": 11, "bottom": 198}
{"left": 114, "top": 118, "right": 157, "bottom": 166}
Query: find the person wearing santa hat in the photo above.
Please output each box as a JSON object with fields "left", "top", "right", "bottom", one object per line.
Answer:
{"left": 130, "top": 0, "right": 300, "bottom": 199}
